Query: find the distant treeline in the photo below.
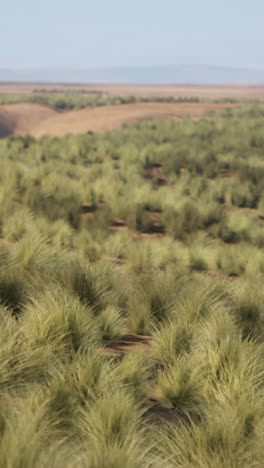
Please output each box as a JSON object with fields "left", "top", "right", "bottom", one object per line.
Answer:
{"left": 32, "top": 88, "right": 104, "bottom": 95}
{"left": 0, "top": 92, "right": 243, "bottom": 110}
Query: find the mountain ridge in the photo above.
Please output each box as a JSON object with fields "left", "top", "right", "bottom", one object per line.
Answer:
{"left": 1, "top": 65, "right": 264, "bottom": 85}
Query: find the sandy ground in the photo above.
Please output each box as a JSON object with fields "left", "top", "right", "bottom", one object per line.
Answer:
{"left": 1, "top": 83, "right": 264, "bottom": 99}
{"left": 0, "top": 103, "right": 57, "bottom": 137}
{"left": 0, "top": 101, "right": 239, "bottom": 138}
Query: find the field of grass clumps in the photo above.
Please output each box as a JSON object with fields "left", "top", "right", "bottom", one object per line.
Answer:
{"left": 1, "top": 105, "right": 264, "bottom": 466}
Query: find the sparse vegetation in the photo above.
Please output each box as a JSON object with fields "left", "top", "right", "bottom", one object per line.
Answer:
{"left": 0, "top": 103, "right": 264, "bottom": 466}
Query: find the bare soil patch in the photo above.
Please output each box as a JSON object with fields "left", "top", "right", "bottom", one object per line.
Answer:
{"left": 104, "top": 334, "right": 151, "bottom": 357}
{"left": 0, "top": 103, "right": 57, "bottom": 137}
{"left": 0, "top": 102, "right": 239, "bottom": 139}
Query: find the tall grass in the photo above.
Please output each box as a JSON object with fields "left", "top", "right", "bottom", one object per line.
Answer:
{"left": 21, "top": 286, "right": 99, "bottom": 354}
{"left": 77, "top": 390, "right": 149, "bottom": 468}
{"left": 0, "top": 104, "right": 264, "bottom": 465}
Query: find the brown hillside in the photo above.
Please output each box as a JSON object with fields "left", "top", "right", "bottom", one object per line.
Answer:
{"left": 0, "top": 102, "right": 239, "bottom": 139}
{"left": 0, "top": 103, "right": 57, "bottom": 137}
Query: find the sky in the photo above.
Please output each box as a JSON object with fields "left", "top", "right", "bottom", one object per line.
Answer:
{"left": 1, "top": 0, "right": 263, "bottom": 69}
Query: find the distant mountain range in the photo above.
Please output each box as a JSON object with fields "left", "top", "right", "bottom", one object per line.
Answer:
{"left": 1, "top": 65, "right": 264, "bottom": 85}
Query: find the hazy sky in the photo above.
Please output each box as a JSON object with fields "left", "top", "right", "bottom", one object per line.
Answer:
{"left": 1, "top": 0, "right": 263, "bottom": 68}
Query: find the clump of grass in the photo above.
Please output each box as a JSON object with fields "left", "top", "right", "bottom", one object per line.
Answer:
{"left": 218, "top": 213, "right": 251, "bottom": 244}
{"left": 62, "top": 258, "right": 108, "bottom": 313}
{"left": 42, "top": 371, "right": 78, "bottom": 433}
{"left": 103, "top": 231, "right": 132, "bottom": 259}
{"left": 129, "top": 266, "right": 186, "bottom": 324}
{"left": 231, "top": 182, "right": 257, "bottom": 208}
{"left": 154, "top": 401, "right": 264, "bottom": 468}
{"left": 0, "top": 241, "right": 13, "bottom": 269}
{"left": 194, "top": 308, "right": 243, "bottom": 385}
{"left": 112, "top": 349, "right": 152, "bottom": 400}
{"left": 12, "top": 231, "right": 63, "bottom": 279}
{"left": 24, "top": 175, "right": 82, "bottom": 227}
{"left": 43, "top": 218, "right": 74, "bottom": 249}
{"left": 0, "top": 268, "right": 27, "bottom": 316}
{"left": 73, "top": 230, "right": 102, "bottom": 262}
{"left": 77, "top": 389, "right": 148, "bottom": 468}
{"left": 0, "top": 321, "right": 54, "bottom": 393}
{"left": 126, "top": 203, "right": 154, "bottom": 233}
{"left": 3, "top": 208, "right": 34, "bottom": 242}
{"left": 154, "top": 357, "right": 206, "bottom": 416}
{"left": 203, "top": 204, "right": 227, "bottom": 228}
{"left": 0, "top": 392, "right": 62, "bottom": 468}
{"left": 154, "top": 311, "right": 264, "bottom": 466}
{"left": 127, "top": 301, "right": 155, "bottom": 335}
{"left": 21, "top": 286, "right": 99, "bottom": 355}
{"left": 98, "top": 305, "right": 126, "bottom": 341}
{"left": 69, "top": 349, "right": 111, "bottom": 404}
{"left": 0, "top": 303, "right": 17, "bottom": 335}
{"left": 79, "top": 203, "right": 112, "bottom": 235}
{"left": 189, "top": 246, "right": 211, "bottom": 271}
{"left": 233, "top": 280, "right": 264, "bottom": 341}
{"left": 162, "top": 200, "right": 203, "bottom": 240}
{"left": 171, "top": 276, "right": 230, "bottom": 324}
{"left": 42, "top": 350, "right": 112, "bottom": 434}
{"left": 216, "top": 245, "right": 248, "bottom": 276}
{"left": 126, "top": 240, "right": 158, "bottom": 273}
{"left": 151, "top": 319, "right": 193, "bottom": 367}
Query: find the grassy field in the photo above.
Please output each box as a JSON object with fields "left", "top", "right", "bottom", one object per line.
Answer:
{"left": 1, "top": 104, "right": 264, "bottom": 466}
